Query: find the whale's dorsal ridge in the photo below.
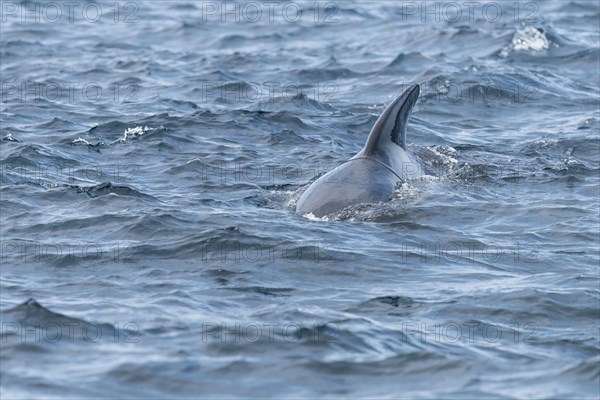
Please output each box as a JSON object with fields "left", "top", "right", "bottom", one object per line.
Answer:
{"left": 362, "top": 84, "right": 420, "bottom": 155}
{"left": 295, "top": 83, "right": 425, "bottom": 217}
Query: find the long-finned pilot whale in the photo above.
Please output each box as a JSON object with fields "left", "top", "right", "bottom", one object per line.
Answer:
{"left": 296, "top": 84, "right": 424, "bottom": 217}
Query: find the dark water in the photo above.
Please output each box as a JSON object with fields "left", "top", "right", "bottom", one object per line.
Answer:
{"left": 1, "top": 0, "right": 599, "bottom": 398}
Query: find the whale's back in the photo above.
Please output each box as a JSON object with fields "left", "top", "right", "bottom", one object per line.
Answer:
{"left": 295, "top": 84, "right": 423, "bottom": 218}
{"left": 295, "top": 158, "right": 399, "bottom": 217}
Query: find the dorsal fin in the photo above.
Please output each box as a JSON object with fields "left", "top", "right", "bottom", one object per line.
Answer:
{"left": 362, "top": 84, "right": 420, "bottom": 155}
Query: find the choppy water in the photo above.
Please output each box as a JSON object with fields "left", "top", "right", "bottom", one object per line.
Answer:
{"left": 1, "top": 0, "right": 599, "bottom": 398}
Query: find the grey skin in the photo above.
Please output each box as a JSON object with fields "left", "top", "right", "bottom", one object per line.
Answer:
{"left": 296, "top": 84, "right": 424, "bottom": 217}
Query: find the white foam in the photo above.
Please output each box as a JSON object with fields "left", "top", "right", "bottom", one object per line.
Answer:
{"left": 501, "top": 27, "right": 549, "bottom": 57}
{"left": 73, "top": 137, "right": 91, "bottom": 145}
{"left": 115, "top": 125, "right": 166, "bottom": 143}
{"left": 117, "top": 125, "right": 151, "bottom": 143}
{"left": 302, "top": 212, "right": 329, "bottom": 222}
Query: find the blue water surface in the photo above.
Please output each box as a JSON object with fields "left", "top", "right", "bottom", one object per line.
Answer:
{"left": 1, "top": 1, "right": 599, "bottom": 398}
